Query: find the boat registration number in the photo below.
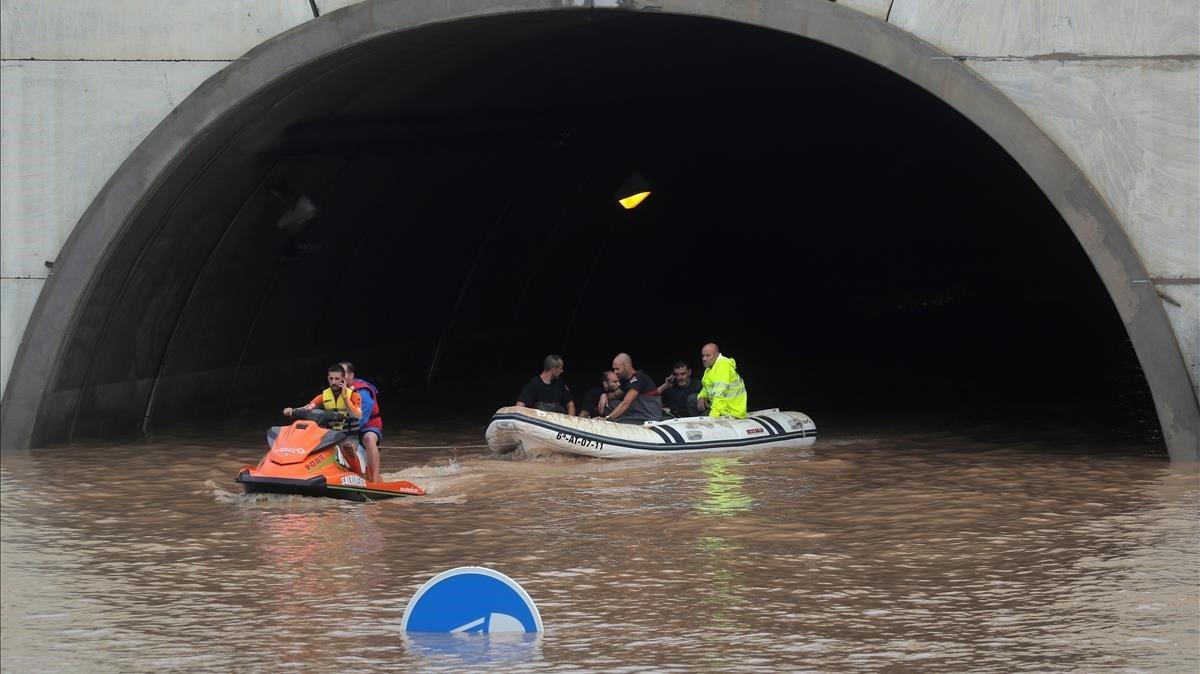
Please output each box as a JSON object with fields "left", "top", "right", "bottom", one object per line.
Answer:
{"left": 555, "top": 431, "right": 604, "bottom": 449}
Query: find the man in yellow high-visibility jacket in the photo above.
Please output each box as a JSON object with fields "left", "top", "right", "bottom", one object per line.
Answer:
{"left": 696, "top": 342, "right": 748, "bottom": 418}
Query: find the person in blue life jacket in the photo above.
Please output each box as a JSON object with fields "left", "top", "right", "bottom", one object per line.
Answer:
{"left": 340, "top": 361, "right": 384, "bottom": 483}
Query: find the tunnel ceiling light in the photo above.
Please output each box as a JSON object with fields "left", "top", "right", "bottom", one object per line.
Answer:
{"left": 615, "top": 171, "right": 652, "bottom": 210}
{"left": 618, "top": 191, "right": 651, "bottom": 210}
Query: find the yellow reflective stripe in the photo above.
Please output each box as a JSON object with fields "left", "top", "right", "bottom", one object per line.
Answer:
{"left": 710, "top": 378, "right": 745, "bottom": 398}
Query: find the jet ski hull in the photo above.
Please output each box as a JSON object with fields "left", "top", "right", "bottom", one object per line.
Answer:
{"left": 237, "top": 413, "right": 424, "bottom": 501}
{"left": 236, "top": 470, "right": 422, "bottom": 502}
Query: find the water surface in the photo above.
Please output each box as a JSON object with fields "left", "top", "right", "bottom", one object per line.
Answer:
{"left": 2, "top": 421, "right": 1196, "bottom": 672}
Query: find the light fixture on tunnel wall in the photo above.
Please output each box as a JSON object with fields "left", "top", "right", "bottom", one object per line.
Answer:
{"left": 562, "top": 169, "right": 652, "bottom": 354}
{"left": 270, "top": 187, "right": 320, "bottom": 232}
{"left": 615, "top": 171, "right": 651, "bottom": 210}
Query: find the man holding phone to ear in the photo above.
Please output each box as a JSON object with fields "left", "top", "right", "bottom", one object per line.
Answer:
{"left": 283, "top": 363, "right": 363, "bottom": 422}
{"left": 657, "top": 361, "right": 702, "bottom": 418}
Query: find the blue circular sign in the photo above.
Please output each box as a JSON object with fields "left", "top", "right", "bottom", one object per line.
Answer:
{"left": 402, "top": 567, "right": 543, "bottom": 633}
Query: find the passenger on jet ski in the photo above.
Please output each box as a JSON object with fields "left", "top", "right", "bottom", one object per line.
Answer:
{"left": 282, "top": 363, "right": 363, "bottom": 426}
{"left": 340, "top": 361, "right": 383, "bottom": 483}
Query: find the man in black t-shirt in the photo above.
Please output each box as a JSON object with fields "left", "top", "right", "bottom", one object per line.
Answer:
{"left": 658, "top": 361, "right": 702, "bottom": 418}
{"left": 516, "top": 354, "right": 576, "bottom": 415}
{"left": 604, "top": 353, "right": 662, "bottom": 424}
{"left": 579, "top": 370, "right": 625, "bottom": 418}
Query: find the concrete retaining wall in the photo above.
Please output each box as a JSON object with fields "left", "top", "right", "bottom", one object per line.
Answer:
{"left": 833, "top": 0, "right": 1199, "bottom": 397}
{"left": 0, "top": 0, "right": 315, "bottom": 391}
{"left": 881, "top": 0, "right": 1200, "bottom": 397}
{"left": 1, "top": 0, "right": 1196, "bottom": 450}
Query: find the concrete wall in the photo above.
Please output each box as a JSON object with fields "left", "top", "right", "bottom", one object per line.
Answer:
{"left": 829, "top": 1, "right": 1200, "bottom": 401}
{"left": 875, "top": 0, "right": 1200, "bottom": 398}
{"left": 2, "top": 0, "right": 1197, "bottom": 435}
{"left": 834, "top": 0, "right": 1200, "bottom": 400}
{"left": 0, "top": 0, "right": 316, "bottom": 392}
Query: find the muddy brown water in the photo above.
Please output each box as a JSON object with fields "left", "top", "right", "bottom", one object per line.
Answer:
{"left": 2, "top": 419, "right": 1197, "bottom": 672}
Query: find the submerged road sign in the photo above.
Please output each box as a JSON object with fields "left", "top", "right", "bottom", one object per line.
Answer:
{"left": 402, "top": 567, "right": 543, "bottom": 633}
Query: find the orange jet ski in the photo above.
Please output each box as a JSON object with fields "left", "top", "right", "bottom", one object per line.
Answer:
{"left": 236, "top": 409, "right": 424, "bottom": 501}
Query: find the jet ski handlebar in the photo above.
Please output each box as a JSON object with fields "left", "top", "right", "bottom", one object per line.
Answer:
{"left": 289, "top": 407, "right": 352, "bottom": 430}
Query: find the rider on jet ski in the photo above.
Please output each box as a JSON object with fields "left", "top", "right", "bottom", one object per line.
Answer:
{"left": 282, "top": 363, "right": 363, "bottom": 426}
{"left": 239, "top": 363, "right": 423, "bottom": 500}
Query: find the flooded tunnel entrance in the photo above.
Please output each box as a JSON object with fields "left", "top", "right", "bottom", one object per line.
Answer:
{"left": 2, "top": 3, "right": 1189, "bottom": 456}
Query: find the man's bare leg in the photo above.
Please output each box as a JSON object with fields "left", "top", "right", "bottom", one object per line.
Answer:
{"left": 363, "top": 432, "right": 382, "bottom": 482}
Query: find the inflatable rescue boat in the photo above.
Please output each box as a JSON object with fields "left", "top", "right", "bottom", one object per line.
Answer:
{"left": 486, "top": 405, "right": 816, "bottom": 458}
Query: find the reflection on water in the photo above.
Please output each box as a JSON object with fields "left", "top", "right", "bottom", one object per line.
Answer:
{"left": 1, "top": 424, "right": 1197, "bottom": 672}
{"left": 405, "top": 632, "right": 542, "bottom": 667}
{"left": 256, "top": 508, "right": 387, "bottom": 567}
{"left": 696, "top": 456, "right": 754, "bottom": 517}
{"left": 695, "top": 536, "right": 744, "bottom": 627}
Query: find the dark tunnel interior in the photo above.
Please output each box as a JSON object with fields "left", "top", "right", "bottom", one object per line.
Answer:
{"left": 52, "top": 11, "right": 1162, "bottom": 450}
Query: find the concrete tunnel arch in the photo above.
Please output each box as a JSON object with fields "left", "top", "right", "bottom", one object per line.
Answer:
{"left": 1, "top": 0, "right": 1196, "bottom": 460}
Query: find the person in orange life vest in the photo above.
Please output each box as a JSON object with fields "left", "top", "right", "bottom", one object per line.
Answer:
{"left": 282, "top": 363, "right": 363, "bottom": 422}
{"left": 340, "top": 361, "right": 383, "bottom": 483}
